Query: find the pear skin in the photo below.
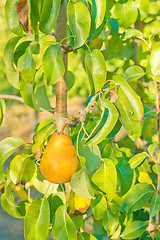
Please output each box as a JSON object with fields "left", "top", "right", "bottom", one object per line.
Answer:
{"left": 40, "top": 132, "right": 79, "bottom": 184}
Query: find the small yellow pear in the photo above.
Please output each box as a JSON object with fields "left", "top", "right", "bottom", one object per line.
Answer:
{"left": 40, "top": 132, "right": 79, "bottom": 184}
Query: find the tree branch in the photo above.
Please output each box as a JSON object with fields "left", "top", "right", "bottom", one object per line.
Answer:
{"left": 0, "top": 94, "right": 24, "bottom": 103}
{"left": 60, "top": 80, "right": 112, "bottom": 134}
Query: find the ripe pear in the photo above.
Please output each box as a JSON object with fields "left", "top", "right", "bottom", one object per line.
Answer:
{"left": 40, "top": 132, "right": 79, "bottom": 184}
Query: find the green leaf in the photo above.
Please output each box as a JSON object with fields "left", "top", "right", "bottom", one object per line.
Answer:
{"left": 135, "top": 0, "right": 149, "bottom": 21}
{"left": 10, "top": 153, "right": 29, "bottom": 184}
{"left": 1, "top": 193, "right": 22, "bottom": 218}
{"left": 28, "top": 0, "right": 40, "bottom": 33}
{"left": 150, "top": 45, "right": 160, "bottom": 82}
{"left": 148, "top": 143, "right": 159, "bottom": 156}
{"left": 117, "top": 160, "right": 135, "bottom": 196}
{"left": 86, "top": 99, "right": 118, "bottom": 145}
{"left": 120, "top": 221, "right": 148, "bottom": 239}
{"left": 115, "top": 100, "right": 142, "bottom": 141}
{"left": 5, "top": 0, "right": 23, "bottom": 35}
{"left": 5, "top": 179, "right": 17, "bottom": 207}
{"left": 121, "top": 29, "right": 144, "bottom": 41}
{"left": 18, "top": 49, "right": 36, "bottom": 83}
{"left": 33, "top": 167, "right": 54, "bottom": 196}
{"left": 34, "top": 72, "right": 52, "bottom": 112}
{"left": 112, "top": 0, "right": 138, "bottom": 28}
{"left": 67, "top": 1, "right": 91, "bottom": 48}
{"left": 78, "top": 232, "right": 97, "bottom": 240}
{"left": 24, "top": 198, "right": 50, "bottom": 240}
{"left": 14, "top": 41, "right": 32, "bottom": 66}
{"left": 102, "top": 210, "right": 119, "bottom": 236}
{"left": 4, "top": 36, "right": 21, "bottom": 71}
{"left": 5, "top": 68, "right": 20, "bottom": 89}
{"left": 91, "top": 158, "right": 117, "bottom": 201}
{"left": 78, "top": 140, "right": 101, "bottom": 173}
{"left": 42, "top": 44, "right": 65, "bottom": 85}
{"left": 47, "top": 194, "right": 63, "bottom": 223}
{"left": 152, "top": 164, "right": 160, "bottom": 174}
{"left": 20, "top": 80, "right": 35, "bottom": 108}
{"left": 52, "top": 205, "right": 77, "bottom": 240}
{"left": 39, "top": 0, "right": 61, "bottom": 34}
{"left": 123, "top": 66, "right": 145, "bottom": 82}
{"left": 129, "top": 152, "right": 149, "bottom": 169}
{"left": 123, "top": 183, "right": 154, "bottom": 213}
{"left": 85, "top": 49, "right": 107, "bottom": 94}
{"left": 21, "top": 158, "right": 37, "bottom": 183}
{"left": 150, "top": 192, "right": 160, "bottom": 218}
{"left": 113, "top": 75, "right": 143, "bottom": 140}
{"left": 67, "top": 71, "right": 75, "bottom": 91}
{"left": 91, "top": 194, "right": 107, "bottom": 220}
{"left": 90, "top": 0, "right": 106, "bottom": 29}
{"left": 32, "top": 120, "right": 54, "bottom": 153}
{"left": 0, "top": 99, "right": 5, "bottom": 126}
{"left": 71, "top": 167, "right": 95, "bottom": 198}
{"left": 0, "top": 137, "right": 25, "bottom": 165}
{"left": 113, "top": 75, "right": 143, "bottom": 121}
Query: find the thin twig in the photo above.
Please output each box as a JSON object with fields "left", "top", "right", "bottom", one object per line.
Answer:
{"left": 0, "top": 94, "right": 24, "bottom": 103}
{"left": 61, "top": 43, "right": 86, "bottom": 54}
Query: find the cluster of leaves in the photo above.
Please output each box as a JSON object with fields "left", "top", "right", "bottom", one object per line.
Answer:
{"left": 1, "top": 0, "right": 160, "bottom": 239}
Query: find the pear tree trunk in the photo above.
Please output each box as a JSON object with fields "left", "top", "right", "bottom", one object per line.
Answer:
{"left": 55, "top": 0, "right": 68, "bottom": 135}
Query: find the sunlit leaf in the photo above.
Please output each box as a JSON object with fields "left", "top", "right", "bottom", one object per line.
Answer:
{"left": 1, "top": 193, "right": 22, "bottom": 218}
{"left": 123, "top": 66, "right": 145, "bottom": 82}
{"left": 90, "top": 0, "right": 106, "bottom": 29}
{"left": 121, "top": 29, "right": 143, "bottom": 41}
{"left": 91, "top": 158, "right": 117, "bottom": 201}
{"left": 135, "top": 0, "right": 149, "bottom": 21}
{"left": 5, "top": 0, "right": 23, "bottom": 35}
{"left": 47, "top": 194, "right": 63, "bottom": 223}
{"left": 34, "top": 71, "right": 52, "bottom": 112}
{"left": 5, "top": 179, "right": 17, "bottom": 207}
{"left": 120, "top": 221, "right": 148, "bottom": 239}
{"left": 117, "top": 160, "right": 135, "bottom": 196}
{"left": 32, "top": 120, "right": 54, "bottom": 153}
{"left": 10, "top": 153, "right": 37, "bottom": 184}
{"left": 113, "top": 75, "right": 143, "bottom": 140}
{"left": 112, "top": 0, "right": 138, "bottom": 28}
{"left": 78, "top": 140, "right": 101, "bottom": 173}
{"left": 0, "top": 137, "right": 25, "bottom": 166}
{"left": 78, "top": 232, "right": 97, "bottom": 240}
{"left": 150, "top": 44, "right": 160, "bottom": 82}
{"left": 28, "top": 0, "right": 40, "bottom": 33}
{"left": 150, "top": 192, "right": 160, "bottom": 218}
{"left": 91, "top": 194, "right": 107, "bottom": 220}
{"left": 129, "top": 152, "right": 149, "bottom": 169}
{"left": 39, "top": 0, "right": 61, "bottom": 34}
{"left": 67, "top": 1, "right": 91, "bottom": 48}
{"left": 24, "top": 197, "right": 50, "bottom": 240}
{"left": 123, "top": 183, "right": 154, "bottom": 213}
{"left": 85, "top": 49, "right": 107, "bottom": 94}
{"left": 71, "top": 167, "right": 94, "bottom": 198}
{"left": 86, "top": 99, "right": 118, "bottom": 145}
{"left": 138, "top": 171, "right": 152, "bottom": 184}
{"left": 52, "top": 205, "right": 77, "bottom": 240}
{"left": 17, "top": 46, "right": 36, "bottom": 83}
{"left": 74, "top": 194, "right": 91, "bottom": 213}
{"left": 102, "top": 210, "right": 119, "bottom": 236}
{"left": 42, "top": 44, "right": 65, "bottom": 85}
{"left": 0, "top": 99, "right": 5, "bottom": 127}
{"left": 4, "top": 36, "right": 21, "bottom": 71}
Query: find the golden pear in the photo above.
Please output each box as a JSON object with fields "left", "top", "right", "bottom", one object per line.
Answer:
{"left": 40, "top": 132, "right": 79, "bottom": 184}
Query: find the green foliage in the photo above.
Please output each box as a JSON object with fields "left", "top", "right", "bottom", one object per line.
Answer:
{"left": 1, "top": 0, "right": 160, "bottom": 239}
